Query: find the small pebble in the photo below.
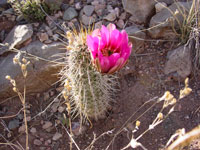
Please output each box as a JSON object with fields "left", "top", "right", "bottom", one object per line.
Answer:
{"left": 119, "top": 12, "right": 126, "bottom": 20}
{"left": 104, "top": 12, "right": 116, "bottom": 21}
{"left": 43, "top": 92, "right": 50, "bottom": 101}
{"left": 42, "top": 121, "right": 53, "bottom": 129}
{"left": 7, "top": 132, "right": 11, "bottom": 138}
{"left": 8, "top": 119, "right": 20, "bottom": 130}
{"left": 58, "top": 106, "right": 65, "bottom": 113}
{"left": 47, "top": 30, "right": 53, "bottom": 36}
{"left": 52, "top": 132, "right": 62, "bottom": 141}
{"left": 114, "top": 7, "right": 120, "bottom": 17}
{"left": 25, "top": 116, "right": 31, "bottom": 122}
{"left": 38, "top": 32, "right": 49, "bottom": 43}
{"left": 53, "top": 34, "right": 59, "bottom": 41}
{"left": 95, "top": 21, "right": 102, "bottom": 29}
{"left": 34, "top": 139, "right": 42, "bottom": 146}
{"left": 50, "top": 90, "right": 55, "bottom": 96}
{"left": 72, "top": 122, "right": 87, "bottom": 136}
{"left": 30, "top": 127, "right": 37, "bottom": 134}
{"left": 51, "top": 103, "right": 59, "bottom": 113}
{"left": 75, "top": 2, "right": 82, "bottom": 10}
{"left": 18, "top": 124, "right": 26, "bottom": 133}
{"left": 116, "top": 19, "right": 124, "bottom": 29}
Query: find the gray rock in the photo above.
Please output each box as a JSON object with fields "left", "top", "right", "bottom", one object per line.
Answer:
{"left": 63, "top": 7, "right": 78, "bottom": 21}
{"left": 81, "top": 15, "right": 95, "bottom": 26}
{"left": 104, "top": 12, "right": 116, "bottom": 21}
{"left": 2, "top": 8, "right": 14, "bottom": 15}
{"left": 83, "top": 5, "right": 94, "bottom": 17}
{"left": 8, "top": 119, "right": 20, "bottom": 130}
{"left": 122, "top": 0, "right": 155, "bottom": 24}
{"left": 0, "top": 0, "right": 8, "bottom": 8}
{"left": 164, "top": 45, "right": 192, "bottom": 79}
{"left": 2, "top": 24, "right": 33, "bottom": 53}
{"left": 125, "top": 26, "right": 146, "bottom": 53}
{"left": 0, "top": 41, "right": 65, "bottom": 99}
{"left": 149, "top": 2, "right": 192, "bottom": 39}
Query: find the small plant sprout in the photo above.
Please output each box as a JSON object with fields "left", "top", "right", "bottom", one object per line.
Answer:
{"left": 5, "top": 53, "right": 30, "bottom": 150}
{"left": 60, "top": 23, "right": 131, "bottom": 125}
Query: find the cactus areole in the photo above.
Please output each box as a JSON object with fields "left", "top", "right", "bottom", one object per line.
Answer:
{"left": 87, "top": 23, "right": 132, "bottom": 74}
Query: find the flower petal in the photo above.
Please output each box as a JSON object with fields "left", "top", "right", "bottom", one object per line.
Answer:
{"left": 100, "top": 25, "right": 110, "bottom": 47}
{"left": 108, "top": 53, "right": 121, "bottom": 67}
{"left": 108, "top": 58, "right": 124, "bottom": 74}
{"left": 87, "top": 35, "right": 99, "bottom": 59}
{"left": 109, "top": 29, "right": 122, "bottom": 51}
{"left": 121, "top": 42, "right": 132, "bottom": 61}
{"left": 107, "top": 23, "right": 116, "bottom": 32}
{"left": 92, "top": 29, "right": 101, "bottom": 37}
{"left": 99, "top": 56, "right": 110, "bottom": 73}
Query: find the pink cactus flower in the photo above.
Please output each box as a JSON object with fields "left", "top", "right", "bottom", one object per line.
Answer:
{"left": 87, "top": 23, "right": 132, "bottom": 74}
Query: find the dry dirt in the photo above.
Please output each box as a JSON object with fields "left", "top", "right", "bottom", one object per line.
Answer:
{"left": 0, "top": 40, "right": 200, "bottom": 150}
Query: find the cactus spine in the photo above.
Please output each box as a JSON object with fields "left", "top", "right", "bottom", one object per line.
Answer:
{"left": 60, "top": 29, "right": 118, "bottom": 123}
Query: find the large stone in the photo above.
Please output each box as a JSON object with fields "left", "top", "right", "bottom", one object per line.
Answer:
{"left": 0, "top": 41, "right": 65, "bottom": 99}
{"left": 149, "top": 2, "right": 193, "bottom": 39}
{"left": 63, "top": 7, "right": 78, "bottom": 21}
{"left": 122, "top": 0, "right": 155, "bottom": 24}
{"left": 125, "top": 26, "right": 146, "bottom": 53}
{"left": 164, "top": 45, "right": 192, "bottom": 80}
{"left": 2, "top": 24, "right": 33, "bottom": 53}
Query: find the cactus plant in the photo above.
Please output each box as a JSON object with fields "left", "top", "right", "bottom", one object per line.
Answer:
{"left": 60, "top": 24, "right": 132, "bottom": 124}
{"left": 60, "top": 28, "right": 118, "bottom": 123}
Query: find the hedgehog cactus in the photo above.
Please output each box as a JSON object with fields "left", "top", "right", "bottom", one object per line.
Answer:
{"left": 60, "top": 24, "right": 131, "bottom": 123}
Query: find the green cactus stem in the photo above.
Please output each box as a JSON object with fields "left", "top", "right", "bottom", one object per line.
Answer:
{"left": 60, "top": 29, "right": 118, "bottom": 123}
